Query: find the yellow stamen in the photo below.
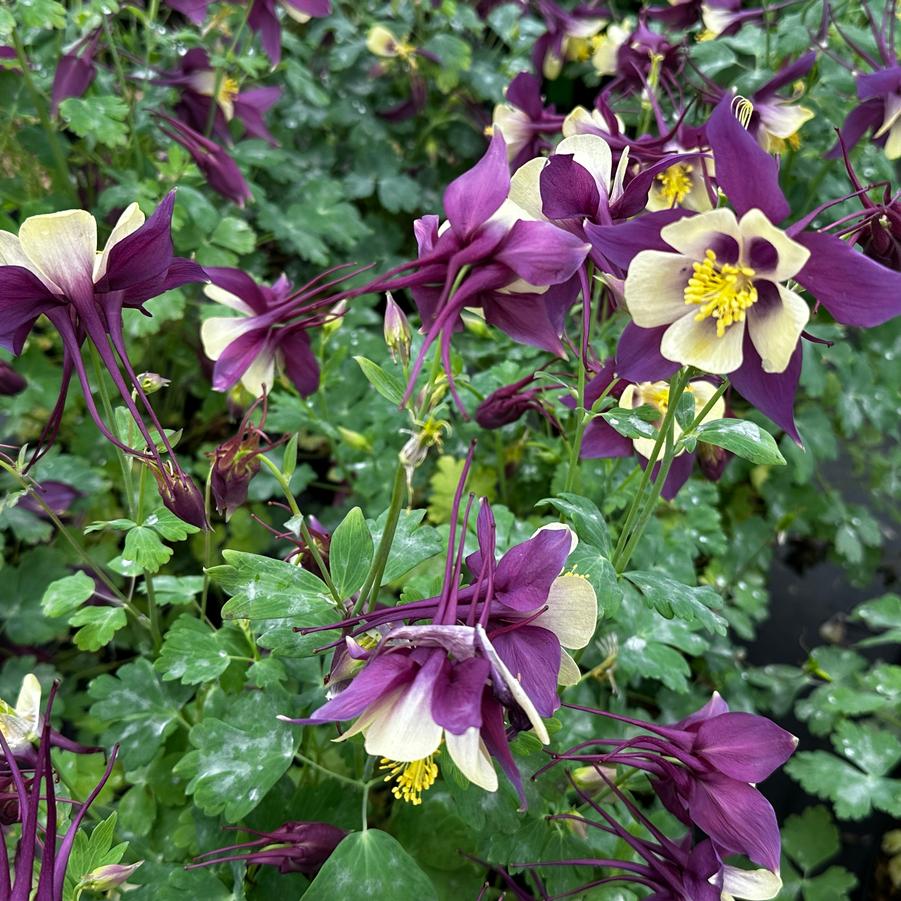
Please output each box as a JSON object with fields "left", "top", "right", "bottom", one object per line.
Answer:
{"left": 656, "top": 164, "right": 694, "bottom": 207}
{"left": 218, "top": 76, "right": 239, "bottom": 108}
{"left": 684, "top": 249, "right": 757, "bottom": 337}
{"left": 641, "top": 383, "right": 672, "bottom": 413}
{"left": 380, "top": 755, "right": 439, "bottom": 805}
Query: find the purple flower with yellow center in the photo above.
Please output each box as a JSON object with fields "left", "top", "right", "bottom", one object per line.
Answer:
{"left": 545, "top": 694, "right": 797, "bottom": 879}
{"left": 200, "top": 265, "right": 358, "bottom": 398}
{"left": 190, "top": 821, "right": 346, "bottom": 877}
{"left": 397, "top": 129, "right": 590, "bottom": 408}
{"left": 155, "top": 48, "right": 281, "bottom": 146}
{"left": 0, "top": 192, "right": 208, "bottom": 525}
{"left": 532, "top": 0, "right": 609, "bottom": 80}
{"left": 286, "top": 454, "right": 596, "bottom": 806}
{"left": 158, "top": 115, "right": 253, "bottom": 207}
{"left": 610, "top": 93, "right": 901, "bottom": 441}
{"left": 490, "top": 72, "right": 565, "bottom": 169}
{"left": 575, "top": 361, "right": 726, "bottom": 499}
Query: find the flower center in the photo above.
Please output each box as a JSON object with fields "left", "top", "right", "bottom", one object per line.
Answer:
{"left": 641, "top": 383, "right": 671, "bottom": 414}
{"left": 656, "top": 164, "right": 693, "bottom": 206}
{"left": 684, "top": 249, "right": 757, "bottom": 337}
{"left": 380, "top": 755, "right": 439, "bottom": 805}
{"left": 218, "top": 76, "right": 239, "bottom": 109}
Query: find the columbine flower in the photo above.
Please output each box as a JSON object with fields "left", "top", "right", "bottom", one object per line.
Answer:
{"left": 51, "top": 30, "right": 101, "bottom": 116}
{"left": 157, "top": 115, "right": 253, "bottom": 207}
{"left": 531, "top": 1, "right": 608, "bottom": 80}
{"left": 200, "top": 265, "right": 357, "bottom": 398}
{"left": 576, "top": 361, "right": 727, "bottom": 499}
{"left": 248, "top": 0, "right": 332, "bottom": 66}
{"left": 395, "top": 129, "right": 590, "bottom": 409}
{"left": 0, "top": 193, "right": 208, "bottom": 523}
{"left": 78, "top": 862, "right": 143, "bottom": 892}
{"left": 155, "top": 48, "right": 282, "bottom": 146}
{"left": 490, "top": 72, "right": 565, "bottom": 168}
{"left": 831, "top": 65, "right": 901, "bottom": 162}
{"left": 190, "top": 821, "right": 346, "bottom": 876}
{"left": 551, "top": 694, "right": 797, "bottom": 877}
{"left": 383, "top": 292, "right": 412, "bottom": 365}
{"left": 284, "top": 452, "right": 590, "bottom": 805}
{"left": 521, "top": 767, "right": 783, "bottom": 901}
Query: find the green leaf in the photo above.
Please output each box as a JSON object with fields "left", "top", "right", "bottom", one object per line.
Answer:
{"left": 209, "top": 216, "right": 256, "bottom": 254}
{"left": 624, "top": 570, "right": 727, "bottom": 635}
{"left": 124, "top": 526, "right": 172, "bottom": 574}
{"left": 174, "top": 689, "right": 298, "bottom": 821}
{"left": 674, "top": 391, "right": 696, "bottom": 431}
{"left": 601, "top": 406, "right": 657, "bottom": 439}
{"left": 781, "top": 806, "right": 840, "bottom": 871}
{"left": 89, "top": 659, "right": 192, "bottom": 768}
{"left": 537, "top": 493, "right": 612, "bottom": 556}
{"left": 329, "top": 507, "right": 374, "bottom": 599}
{"left": 303, "top": 830, "right": 437, "bottom": 901}
{"left": 696, "top": 418, "right": 786, "bottom": 464}
{"left": 851, "top": 593, "right": 901, "bottom": 645}
{"left": 65, "top": 812, "right": 128, "bottom": 900}
{"left": 353, "top": 356, "right": 405, "bottom": 406}
{"left": 832, "top": 719, "right": 901, "bottom": 776}
{"left": 369, "top": 508, "right": 444, "bottom": 584}
{"left": 155, "top": 615, "right": 232, "bottom": 685}
{"left": 41, "top": 571, "right": 95, "bottom": 617}
{"left": 59, "top": 97, "right": 129, "bottom": 148}
{"left": 15, "top": 0, "right": 66, "bottom": 29}
{"left": 147, "top": 575, "right": 204, "bottom": 606}
{"left": 69, "top": 606, "right": 128, "bottom": 651}
{"left": 142, "top": 507, "right": 201, "bottom": 541}
{"left": 209, "top": 550, "right": 340, "bottom": 657}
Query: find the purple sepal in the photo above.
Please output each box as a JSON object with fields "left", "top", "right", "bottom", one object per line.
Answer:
{"left": 615, "top": 323, "right": 680, "bottom": 383}
{"left": 430, "top": 656, "right": 490, "bottom": 734}
{"left": 490, "top": 626, "right": 561, "bottom": 718}
{"left": 443, "top": 130, "right": 510, "bottom": 240}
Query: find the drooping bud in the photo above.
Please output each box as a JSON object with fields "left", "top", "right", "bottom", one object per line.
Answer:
{"left": 322, "top": 299, "right": 348, "bottom": 336}
{"left": 383, "top": 292, "right": 412, "bottom": 366}
{"left": 697, "top": 440, "right": 730, "bottom": 482}
{"left": 148, "top": 461, "right": 208, "bottom": 530}
{"left": 475, "top": 373, "right": 559, "bottom": 430}
{"left": 337, "top": 426, "right": 372, "bottom": 453}
{"left": 78, "top": 861, "right": 143, "bottom": 891}
{"left": 0, "top": 361, "right": 26, "bottom": 395}
{"left": 399, "top": 417, "right": 450, "bottom": 492}
{"left": 136, "top": 372, "right": 171, "bottom": 395}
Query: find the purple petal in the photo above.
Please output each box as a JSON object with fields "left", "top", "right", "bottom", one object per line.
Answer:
{"left": 580, "top": 420, "right": 633, "bottom": 459}
{"left": 706, "top": 94, "right": 789, "bottom": 223}
{"left": 212, "top": 328, "right": 271, "bottom": 392}
{"left": 430, "top": 656, "right": 490, "bottom": 733}
{"left": 826, "top": 99, "right": 884, "bottom": 158}
{"left": 233, "top": 87, "right": 282, "bottom": 145}
{"left": 490, "top": 626, "right": 561, "bottom": 718}
{"left": 163, "top": 257, "right": 208, "bottom": 293}
{"left": 675, "top": 693, "right": 730, "bottom": 731}
{"left": 205, "top": 267, "right": 271, "bottom": 314}
{"left": 247, "top": 0, "right": 282, "bottom": 65}
{"left": 539, "top": 156, "right": 601, "bottom": 220}
{"left": 165, "top": 0, "right": 211, "bottom": 23}
{"left": 584, "top": 209, "right": 687, "bottom": 273}
{"left": 493, "top": 528, "right": 571, "bottom": 611}
{"left": 755, "top": 51, "right": 816, "bottom": 100}
{"left": 615, "top": 322, "right": 681, "bottom": 383}
{"left": 286, "top": 0, "right": 331, "bottom": 14}
{"left": 481, "top": 291, "right": 566, "bottom": 356}
{"left": 443, "top": 130, "right": 510, "bottom": 239}
{"left": 728, "top": 335, "right": 801, "bottom": 443}
{"left": 660, "top": 452, "right": 695, "bottom": 501}
{"left": 505, "top": 71, "right": 545, "bottom": 119}
{"left": 480, "top": 695, "right": 526, "bottom": 808}
{"left": 301, "top": 652, "right": 416, "bottom": 724}
{"left": 794, "top": 230, "right": 901, "bottom": 327}
{"left": 688, "top": 774, "right": 782, "bottom": 872}
{"left": 0, "top": 266, "right": 60, "bottom": 353}
{"left": 857, "top": 67, "right": 901, "bottom": 100}
{"left": 494, "top": 220, "right": 589, "bottom": 287}
{"left": 51, "top": 54, "right": 96, "bottom": 116}
{"left": 277, "top": 328, "right": 320, "bottom": 397}
{"left": 695, "top": 712, "right": 797, "bottom": 782}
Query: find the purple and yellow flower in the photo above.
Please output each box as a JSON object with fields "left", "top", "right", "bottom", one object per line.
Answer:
{"left": 155, "top": 48, "right": 282, "bottom": 146}
{"left": 248, "top": 0, "right": 332, "bottom": 66}
{"left": 490, "top": 72, "right": 565, "bottom": 168}
{"left": 0, "top": 192, "right": 208, "bottom": 525}
{"left": 532, "top": 1, "right": 609, "bottom": 80}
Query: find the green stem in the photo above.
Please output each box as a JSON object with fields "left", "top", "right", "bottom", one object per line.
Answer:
{"left": 258, "top": 454, "right": 340, "bottom": 603}
{"left": 294, "top": 751, "right": 367, "bottom": 790}
{"left": 200, "top": 464, "right": 214, "bottom": 617}
{"left": 494, "top": 432, "right": 508, "bottom": 507}
{"left": 356, "top": 462, "right": 406, "bottom": 614}
{"left": 136, "top": 463, "right": 162, "bottom": 650}
{"left": 204, "top": 3, "right": 254, "bottom": 138}
{"left": 100, "top": 16, "right": 141, "bottom": 171}
{"left": 361, "top": 757, "right": 376, "bottom": 832}
{"left": 11, "top": 31, "right": 72, "bottom": 200}
{"left": 612, "top": 368, "right": 690, "bottom": 571}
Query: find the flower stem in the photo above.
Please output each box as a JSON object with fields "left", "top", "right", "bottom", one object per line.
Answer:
{"left": 200, "top": 464, "right": 215, "bottom": 617}
{"left": 258, "top": 454, "right": 341, "bottom": 604}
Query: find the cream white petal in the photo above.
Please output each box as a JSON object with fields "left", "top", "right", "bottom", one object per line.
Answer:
{"left": 333, "top": 690, "right": 401, "bottom": 744}
{"left": 738, "top": 209, "right": 810, "bottom": 281}
{"left": 758, "top": 102, "right": 813, "bottom": 140}
{"left": 203, "top": 283, "right": 256, "bottom": 315}
{"left": 661, "top": 207, "right": 741, "bottom": 258}
{"left": 558, "top": 649, "right": 581, "bottom": 686}
{"left": 241, "top": 347, "right": 277, "bottom": 397}
{"left": 508, "top": 158, "right": 547, "bottom": 221}
{"left": 476, "top": 625, "right": 550, "bottom": 745}
{"left": 362, "top": 675, "right": 443, "bottom": 762}
{"left": 661, "top": 313, "right": 745, "bottom": 374}
{"left": 445, "top": 728, "right": 498, "bottom": 792}
{"left": 93, "top": 202, "right": 145, "bottom": 282}
{"left": 873, "top": 91, "right": 901, "bottom": 140}
{"left": 18, "top": 210, "right": 97, "bottom": 297}
{"left": 200, "top": 316, "right": 255, "bottom": 361}
{"left": 721, "top": 866, "right": 783, "bottom": 900}
{"left": 0, "top": 231, "right": 38, "bottom": 270}
{"left": 884, "top": 117, "right": 901, "bottom": 161}
{"left": 624, "top": 250, "right": 695, "bottom": 327}
{"left": 281, "top": 0, "right": 311, "bottom": 23}
{"left": 747, "top": 282, "right": 809, "bottom": 374}
{"left": 534, "top": 574, "right": 598, "bottom": 650}
{"left": 14, "top": 674, "right": 41, "bottom": 734}
{"left": 556, "top": 134, "right": 612, "bottom": 194}
{"left": 562, "top": 105, "right": 604, "bottom": 138}
{"left": 493, "top": 105, "right": 534, "bottom": 161}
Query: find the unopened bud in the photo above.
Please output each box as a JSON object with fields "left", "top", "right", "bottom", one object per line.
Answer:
{"left": 571, "top": 764, "right": 617, "bottom": 791}
{"left": 562, "top": 810, "right": 588, "bottom": 840}
{"left": 323, "top": 300, "right": 348, "bottom": 336}
{"left": 337, "top": 426, "right": 372, "bottom": 452}
{"left": 136, "top": 372, "right": 171, "bottom": 394}
{"left": 383, "top": 292, "right": 411, "bottom": 366}
{"left": 148, "top": 461, "right": 208, "bottom": 530}
{"left": 0, "top": 361, "right": 26, "bottom": 396}
{"left": 79, "top": 861, "right": 143, "bottom": 890}
{"left": 461, "top": 311, "right": 491, "bottom": 338}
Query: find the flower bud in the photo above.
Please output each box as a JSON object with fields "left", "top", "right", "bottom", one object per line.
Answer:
{"left": 323, "top": 299, "right": 348, "bottom": 336}
{"left": 0, "top": 361, "right": 26, "bottom": 395}
{"left": 136, "top": 372, "right": 171, "bottom": 394}
{"left": 79, "top": 861, "right": 143, "bottom": 891}
{"left": 571, "top": 764, "right": 617, "bottom": 791}
{"left": 383, "top": 292, "right": 411, "bottom": 366}
{"left": 148, "top": 461, "right": 208, "bottom": 530}
{"left": 337, "top": 426, "right": 372, "bottom": 453}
